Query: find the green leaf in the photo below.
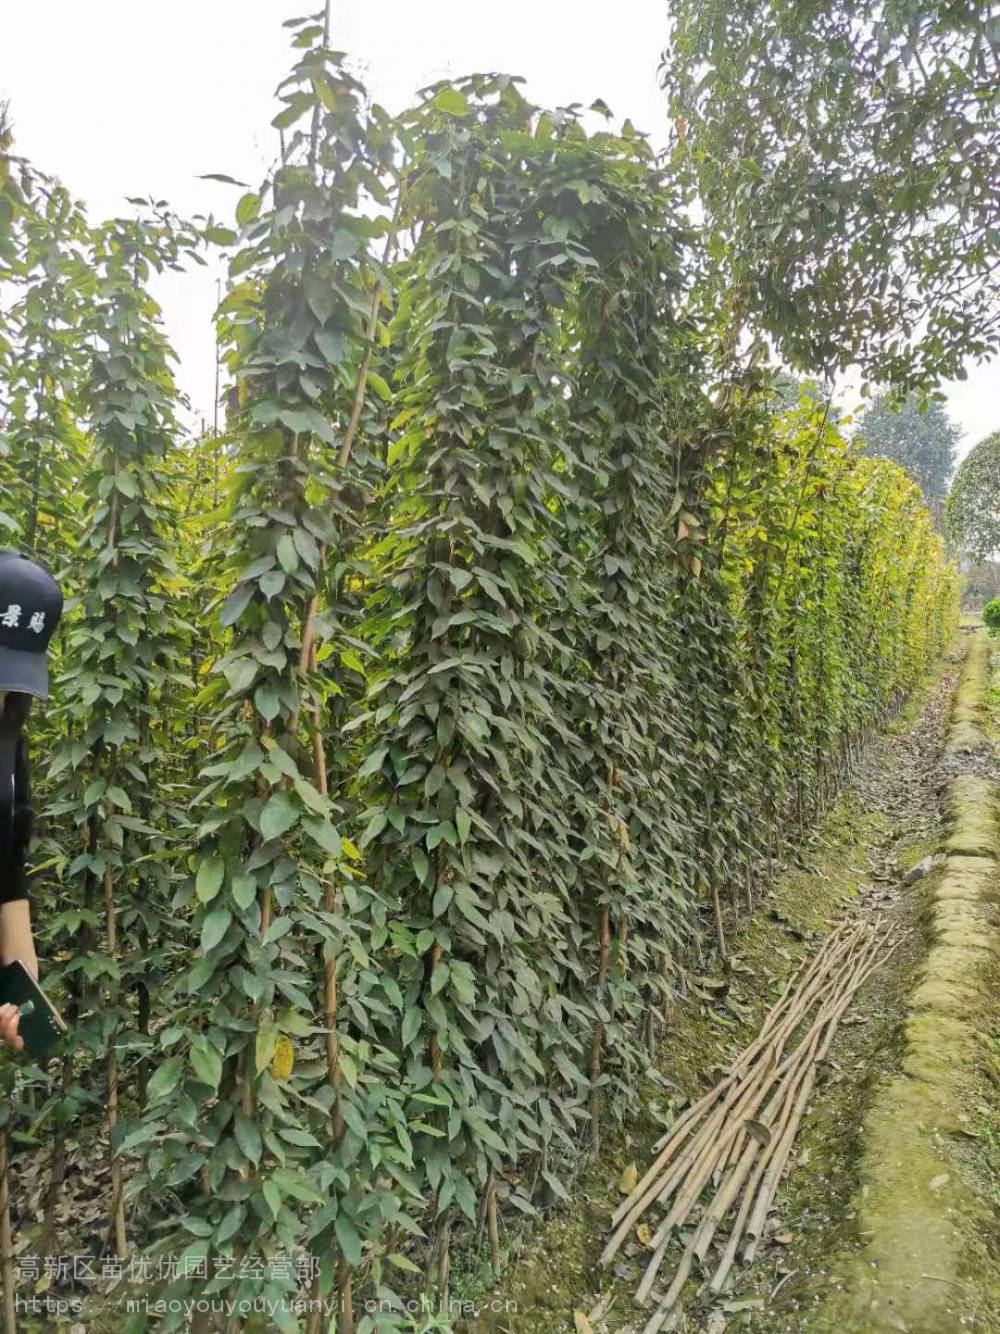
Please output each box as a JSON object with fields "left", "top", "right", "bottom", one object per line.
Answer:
{"left": 224, "top": 658, "right": 257, "bottom": 693}
{"left": 402, "top": 1008, "right": 422, "bottom": 1047}
{"left": 367, "top": 371, "right": 393, "bottom": 403}
{"left": 260, "top": 570, "right": 286, "bottom": 600}
{"left": 315, "top": 329, "right": 347, "bottom": 365}
{"left": 255, "top": 1022, "right": 279, "bottom": 1075}
{"left": 204, "top": 225, "right": 238, "bottom": 246}
{"left": 260, "top": 792, "right": 299, "bottom": 842}
{"left": 147, "top": 1057, "right": 183, "bottom": 1102}
{"left": 433, "top": 87, "right": 469, "bottom": 116}
{"left": 201, "top": 908, "right": 232, "bottom": 953}
{"left": 235, "top": 1114, "right": 262, "bottom": 1166}
{"left": 388, "top": 1252, "right": 422, "bottom": 1274}
{"left": 255, "top": 683, "right": 280, "bottom": 722}
{"left": 456, "top": 809, "right": 471, "bottom": 845}
{"left": 302, "top": 817, "right": 342, "bottom": 857}
{"left": 236, "top": 193, "right": 261, "bottom": 226}
{"left": 335, "top": 1212, "right": 363, "bottom": 1268}
{"left": 216, "top": 1203, "right": 245, "bottom": 1242}
{"left": 190, "top": 1039, "right": 223, "bottom": 1091}
{"left": 277, "top": 533, "right": 299, "bottom": 573}
{"left": 360, "top": 810, "right": 388, "bottom": 848}
{"left": 232, "top": 872, "right": 257, "bottom": 910}
{"left": 293, "top": 777, "right": 329, "bottom": 814}
{"left": 221, "top": 584, "right": 256, "bottom": 624}
{"left": 412, "top": 847, "right": 430, "bottom": 883}
{"left": 195, "top": 858, "right": 225, "bottom": 904}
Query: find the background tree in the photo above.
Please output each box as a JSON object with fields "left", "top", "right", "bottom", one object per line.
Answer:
{"left": 945, "top": 430, "right": 1000, "bottom": 562}
{"left": 856, "top": 391, "right": 961, "bottom": 511}
{"left": 663, "top": 1, "right": 1000, "bottom": 390}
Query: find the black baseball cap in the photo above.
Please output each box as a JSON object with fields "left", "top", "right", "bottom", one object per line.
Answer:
{"left": 0, "top": 550, "right": 63, "bottom": 699}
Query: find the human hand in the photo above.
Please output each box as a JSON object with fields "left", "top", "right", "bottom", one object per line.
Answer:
{"left": 0, "top": 1003, "right": 24, "bottom": 1053}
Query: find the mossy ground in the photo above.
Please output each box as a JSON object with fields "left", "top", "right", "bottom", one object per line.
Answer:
{"left": 459, "top": 660, "right": 959, "bottom": 1333}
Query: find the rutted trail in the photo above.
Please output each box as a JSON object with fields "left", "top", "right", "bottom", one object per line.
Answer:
{"left": 473, "top": 635, "right": 1000, "bottom": 1333}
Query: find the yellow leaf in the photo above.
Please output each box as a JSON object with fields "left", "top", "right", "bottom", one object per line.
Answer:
{"left": 618, "top": 1161, "right": 638, "bottom": 1194}
{"left": 636, "top": 1223, "right": 654, "bottom": 1248}
{"left": 573, "top": 1314, "right": 594, "bottom": 1334}
{"left": 269, "top": 1034, "right": 295, "bottom": 1081}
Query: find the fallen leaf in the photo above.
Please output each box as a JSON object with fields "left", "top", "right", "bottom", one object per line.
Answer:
{"left": 636, "top": 1223, "right": 654, "bottom": 1248}
{"left": 798, "top": 1147, "right": 811, "bottom": 1166}
{"left": 773, "top": 1231, "right": 794, "bottom": 1244}
{"left": 573, "top": 1313, "right": 594, "bottom": 1334}
{"left": 618, "top": 1162, "right": 638, "bottom": 1194}
{"left": 928, "top": 1173, "right": 949, "bottom": 1191}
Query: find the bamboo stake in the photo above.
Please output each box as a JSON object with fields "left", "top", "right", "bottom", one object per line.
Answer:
{"left": 743, "top": 932, "right": 902, "bottom": 1259}
{"left": 636, "top": 1042, "right": 807, "bottom": 1303}
{"left": 590, "top": 900, "right": 612, "bottom": 1159}
{"left": 635, "top": 1056, "right": 778, "bottom": 1302}
{"left": 337, "top": 1257, "right": 355, "bottom": 1334}
{"left": 641, "top": 931, "right": 818, "bottom": 1160}
{"left": 607, "top": 923, "right": 864, "bottom": 1264}
{"left": 487, "top": 1179, "right": 501, "bottom": 1277}
{"left": 611, "top": 917, "right": 898, "bottom": 1323}
{"left": 103, "top": 862, "right": 126, "bottom": 1257}
{"left": 641, "top": 1246, "right": 693, "bottom": 1334}
{"left": 641, "top": 960, "right": 859, "bottom": 1312}
{"left": 713, "top": 935, "right": 888, "bottom": 1287}
{"left": 743, "top": 1065, "right": 818, "bottom": 1265}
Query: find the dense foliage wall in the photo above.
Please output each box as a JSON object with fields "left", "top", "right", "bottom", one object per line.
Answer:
{"left": 0, "top": 24, "right": 958, "bottom": 1334}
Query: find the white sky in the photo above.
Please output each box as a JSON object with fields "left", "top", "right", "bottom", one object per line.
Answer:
{"left": 3, "top": 1, "right": 996, "bottom": 454}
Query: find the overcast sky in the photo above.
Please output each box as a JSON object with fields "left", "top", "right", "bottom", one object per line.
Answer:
{"left": 3, "top": 1, "right": 995, "bottom": 453}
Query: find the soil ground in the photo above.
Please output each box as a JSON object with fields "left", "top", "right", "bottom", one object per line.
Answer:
{"left": 463, "top": 630, "right": 1000, "bottom": 1334}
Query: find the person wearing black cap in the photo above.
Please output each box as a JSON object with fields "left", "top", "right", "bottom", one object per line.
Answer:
{"left": 0, "top": 550, "right": 63, "bottom": 1052}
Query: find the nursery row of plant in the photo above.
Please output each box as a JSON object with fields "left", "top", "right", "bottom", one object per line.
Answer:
{"left": 0, "top": 18, "right": 958, "bottom": 1332}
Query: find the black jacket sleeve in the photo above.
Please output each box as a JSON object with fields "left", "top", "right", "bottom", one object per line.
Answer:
{"left": 0, "top": 727, "right": 32, "bottom": 906}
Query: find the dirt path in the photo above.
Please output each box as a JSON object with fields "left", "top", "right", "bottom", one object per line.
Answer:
{"left": 745, "top": 652, "right": 967, "bottom": 1331}
{"left": 468, "top": 634, "right": 1000, "bottom": 1333}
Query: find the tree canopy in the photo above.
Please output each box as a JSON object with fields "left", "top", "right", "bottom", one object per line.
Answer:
{"left": 945, "top": 430, "right": 1000, "bottom": 562}
{"left": 662, "top": 1, "right": 1000, "bottom": 390}
{"left": 856, "top": 391, "right": 961, "bottom": 507}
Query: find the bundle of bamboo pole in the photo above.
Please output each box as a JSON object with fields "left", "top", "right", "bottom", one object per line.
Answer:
{"left": 601, "top": 919, "right": 898, "bottom": 1333}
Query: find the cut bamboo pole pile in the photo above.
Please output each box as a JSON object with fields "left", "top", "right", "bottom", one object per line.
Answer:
{"left": 601, "top": 919, "right": 900, "bottom": 1334}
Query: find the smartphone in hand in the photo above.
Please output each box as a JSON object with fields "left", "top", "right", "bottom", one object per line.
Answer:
{"left": 0, "top": 959, "right": 67, "bottom": 1057}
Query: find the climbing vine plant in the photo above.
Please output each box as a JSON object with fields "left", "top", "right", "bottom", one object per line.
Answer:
{"left": 0, "top": 16, "right": 960, "bottom": 1334}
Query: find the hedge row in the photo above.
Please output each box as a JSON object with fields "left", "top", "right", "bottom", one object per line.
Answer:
{"left": 0, "top": 21, "right": 957, "bottom": 1333}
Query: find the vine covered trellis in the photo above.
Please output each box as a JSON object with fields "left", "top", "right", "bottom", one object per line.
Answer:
{"left": 0, "top": 18, "right": 959, "bottom": 1334}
